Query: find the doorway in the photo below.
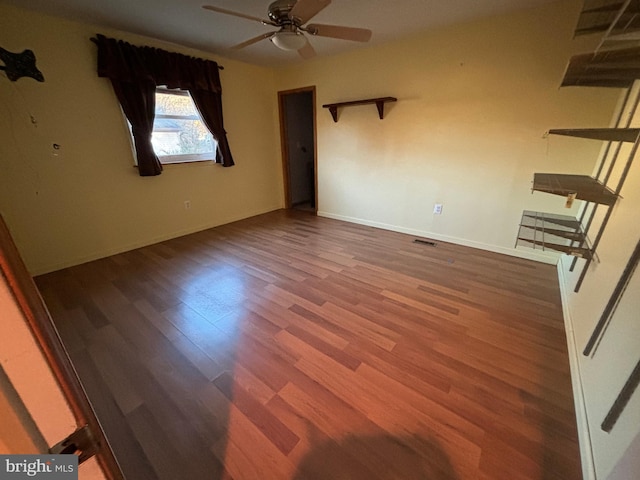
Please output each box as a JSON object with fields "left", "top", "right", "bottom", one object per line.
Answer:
{"left": 278, "top": 87, "right": 317, "bottom": 213}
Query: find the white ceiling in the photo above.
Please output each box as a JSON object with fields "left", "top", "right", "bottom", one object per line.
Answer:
{"left": 3, "top": 0, "right": 560, "bottom": 66}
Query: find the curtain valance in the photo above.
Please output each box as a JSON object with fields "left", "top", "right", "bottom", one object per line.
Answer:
{"left": 94, "top": 34, "right": 222, "bottom": 93}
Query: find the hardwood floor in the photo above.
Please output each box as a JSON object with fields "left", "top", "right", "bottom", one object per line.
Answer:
{"left": 35, "top": 210, "right": 582, "bottom": 479}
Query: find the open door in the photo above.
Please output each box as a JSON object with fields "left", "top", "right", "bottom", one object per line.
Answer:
{"left": 278, "top": 86, "right": 317, "bottom": 213}
{"left": 0, "top": 215, "right": 123, "bottom": 479}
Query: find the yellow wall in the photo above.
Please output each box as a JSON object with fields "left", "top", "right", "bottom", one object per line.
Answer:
{"left": 275, "top": 0, "right": 618, "bottom": 260}
{"left": 0, "top": 3, "right": 284, "bottom": 275}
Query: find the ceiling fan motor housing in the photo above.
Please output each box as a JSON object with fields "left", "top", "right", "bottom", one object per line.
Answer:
{"left": 268, "top": 0, "right": 298, "bottom": 25}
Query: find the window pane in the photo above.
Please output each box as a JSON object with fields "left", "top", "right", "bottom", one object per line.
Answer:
{"left": 151, "top": 89, "right": 216, "bottom": 163}
{"left": 155, "top": 90, "right": 195, "bottom": 117}
{"left": 152, "top": 118, "right": 214, "bottom": 157}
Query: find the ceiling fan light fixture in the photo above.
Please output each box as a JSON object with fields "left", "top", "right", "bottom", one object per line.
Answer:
{"left": 271, "top": 31, "right": 307, "bottom": 51}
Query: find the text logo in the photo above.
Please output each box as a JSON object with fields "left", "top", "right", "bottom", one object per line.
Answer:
{"left": 0, "top": 455, "right": 77, "bottom": 480}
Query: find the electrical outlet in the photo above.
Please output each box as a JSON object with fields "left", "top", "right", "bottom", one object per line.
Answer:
{"left": 433, "top": 203, "right": 443, "bottom": 215}
{"left": 184, "top": 200, "right": 191, "bottom": 210}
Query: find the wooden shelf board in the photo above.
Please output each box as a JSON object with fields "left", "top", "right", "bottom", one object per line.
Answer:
{"left": 548, "top": 128, "right": 640, "bottom": 142}
{"left": 532, "top": 173, "right": 618, "bottom": 206}
{"left": 322, "top": 97, "right": 397, "bottom": 122}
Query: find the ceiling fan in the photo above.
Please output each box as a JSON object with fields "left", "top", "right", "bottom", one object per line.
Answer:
{"left": 202, "top": 0, "right": 372, "bottom": 58}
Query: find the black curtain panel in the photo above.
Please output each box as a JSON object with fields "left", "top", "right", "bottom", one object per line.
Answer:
{"left": 93, "top": 34, "right": 234, "bottom": 175}
{"left": 190, "top": 89, "right": 234, "bottom": 167}
{"left": 110, "top": 79, "right": 162, "bottom": 176}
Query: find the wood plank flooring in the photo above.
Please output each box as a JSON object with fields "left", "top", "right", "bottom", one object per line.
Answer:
{"left": 35, "top": 210, "right": 582, "bottom": 479}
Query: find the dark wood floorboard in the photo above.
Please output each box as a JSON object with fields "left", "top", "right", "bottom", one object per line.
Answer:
{"left": 35, "top": 209, "right": 581, "bottom": 479}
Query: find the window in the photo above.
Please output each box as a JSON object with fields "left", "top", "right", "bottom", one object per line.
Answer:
{"left": 97, "top": 35, "right": 234, "bottom": 174}
{"left": 150, "top": 88, "right": 217, "bottom": 164}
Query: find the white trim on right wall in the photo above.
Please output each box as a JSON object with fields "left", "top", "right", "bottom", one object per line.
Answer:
{"left": 557, "top": 255, "right": 596, "bottom": 480}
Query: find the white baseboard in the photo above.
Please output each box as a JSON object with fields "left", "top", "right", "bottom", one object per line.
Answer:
{"left": 557, "top": 256, "right": 596, "bottom": 480}
{"left": 317, "top": 211, "right": 560, "bottom": 265}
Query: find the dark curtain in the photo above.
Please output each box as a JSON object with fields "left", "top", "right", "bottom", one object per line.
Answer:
{"left": 94, "top": 34, "right": 234, "bottom": 174}
{"left": 190, "top": 89, "right": 234, "bottom": 167}
{"left": 111, "top": 80, "right": 162, "bottom": 176}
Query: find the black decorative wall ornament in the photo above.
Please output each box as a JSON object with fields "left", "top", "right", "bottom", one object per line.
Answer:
{"left": 0, "top": 47, "right": 44, "bottom": 82}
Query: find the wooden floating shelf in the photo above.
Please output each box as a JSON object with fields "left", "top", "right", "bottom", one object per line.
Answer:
{"left": 532, "top": 173, "right": 619, "bottom": 206}
{"left": 322, "top": 97, "right": 397, "bottom": 122}
{"left": 548, "top": 128, "right": 640, "bottom": 142}
{"left": 516, "top": 210, "right": 592, "bottom": 259}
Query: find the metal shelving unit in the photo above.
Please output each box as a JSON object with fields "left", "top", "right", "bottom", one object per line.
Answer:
{"left": 516, "top": 1, "right": 640, "bottom": 292}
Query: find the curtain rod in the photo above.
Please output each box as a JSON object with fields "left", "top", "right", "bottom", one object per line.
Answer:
{"left": 90, "top": 37, "right": 224, "bottom": 70}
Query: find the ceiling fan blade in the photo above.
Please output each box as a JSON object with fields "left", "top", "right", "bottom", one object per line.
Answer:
{"left": 202, "top": 5, "right": 270, "bottom": 24}
{"left": 306, "top": 23, "right": 372, "bottom": 42}
{"left": 289, "top": 0, "right": 331, "bottom": 24}
{"left": 298, "top": 42, "right": 316, "bottom": 59}
{"left": 232, "top": 32, "right": 274, "bottom": 50}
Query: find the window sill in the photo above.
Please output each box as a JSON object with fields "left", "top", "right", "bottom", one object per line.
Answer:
{"left": 160, "top": 158, "right": 215, "bottom": 166}
{"left": 133, "top": 159, "right": 216, "bottom": 169}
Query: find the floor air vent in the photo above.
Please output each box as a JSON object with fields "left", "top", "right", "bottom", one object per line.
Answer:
{"left": 414, "top": 239, "right": 437, "bottom": 247}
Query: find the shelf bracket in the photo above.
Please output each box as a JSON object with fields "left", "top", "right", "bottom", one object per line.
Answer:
{"left": 375, "top": 100, "right": 385, "bottom": 119}
{"left": 328, "top": 105, "right": 338, "bottom": 122}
